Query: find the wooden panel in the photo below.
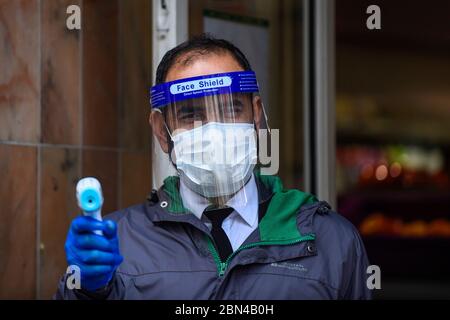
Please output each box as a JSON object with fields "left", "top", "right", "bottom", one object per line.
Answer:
{"left": 39, "top": 147, "right": 79, "bottom": 299}
{"left": 83, "top": 0, "right": 119, "bottom": 147}
{"left": 0, "top": 0, "right": 40, "bottom": 142}
{"left": 121, "top": 150, "right": 151, "bottom": 208}
{"left": 0, "top": 145, "right": 37, "bottom": 299}
{"left": 119, "top": 0, "right": 152, "bottom": 151}
{"left": 41, "top": 0, "right": 81, "bottom": 145}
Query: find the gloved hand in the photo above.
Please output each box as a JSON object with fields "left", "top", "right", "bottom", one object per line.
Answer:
{"left": 65, "top": 216, "right": 123, "bottom": 292}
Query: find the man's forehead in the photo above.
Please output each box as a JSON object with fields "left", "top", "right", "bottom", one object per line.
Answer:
{"left": 165, "top": 52, "right": 244, "bottom": 82}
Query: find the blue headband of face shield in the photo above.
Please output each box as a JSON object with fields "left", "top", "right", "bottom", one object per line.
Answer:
{"left": 150, "top": 71, "right": 260, "bottom": 109}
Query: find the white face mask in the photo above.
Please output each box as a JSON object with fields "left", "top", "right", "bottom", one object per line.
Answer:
{"left": 171, "top": 122, "right": 258, "bottom": 198}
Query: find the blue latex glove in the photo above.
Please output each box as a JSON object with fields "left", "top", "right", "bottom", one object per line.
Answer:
{"left": 65, "top": 216, "right": 123, "bottom": 292}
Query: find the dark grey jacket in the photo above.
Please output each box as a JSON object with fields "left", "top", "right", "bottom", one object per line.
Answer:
{"left": 55, "top": 174, "right": 371, "bottom": 300}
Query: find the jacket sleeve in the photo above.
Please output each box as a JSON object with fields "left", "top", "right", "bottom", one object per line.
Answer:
{"left": 54, "top": 273, "right": 126, "bottom": 300}
{"left": 342, "top": 230, "right": 373, "bottom": 300}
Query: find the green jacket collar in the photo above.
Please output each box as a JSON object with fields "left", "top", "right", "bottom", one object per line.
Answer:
{"left": 158, "top": 173, "right": 318, "bottom": 242}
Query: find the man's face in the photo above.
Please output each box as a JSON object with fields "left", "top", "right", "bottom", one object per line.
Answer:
{"left": 164, "top": 93, "right": 254, "bottom": 132}
{"left": 150, "top": 52, "right": 263, "bottom": 153}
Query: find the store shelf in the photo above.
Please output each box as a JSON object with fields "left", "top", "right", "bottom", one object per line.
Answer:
{"left": 338, "top": 189, "right": 450, "bottom": 225}
{"left": 337, "top": 132, "right": 450, "bottom": 149}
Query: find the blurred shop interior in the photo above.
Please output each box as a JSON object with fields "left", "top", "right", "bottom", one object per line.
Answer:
{"left": 0, "top": 0, "right": 449, "bottom": 299}
{"left": 336, "top": 0, "right": 450, "bottom": 299}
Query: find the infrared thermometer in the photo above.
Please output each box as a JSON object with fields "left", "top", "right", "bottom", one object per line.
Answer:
{"left": 76, "top": 177, "right": 104, "bottom": 235}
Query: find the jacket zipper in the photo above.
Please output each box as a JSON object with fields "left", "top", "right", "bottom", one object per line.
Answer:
{"left": 208, "top": 234, "right": 315, "bottom": 277}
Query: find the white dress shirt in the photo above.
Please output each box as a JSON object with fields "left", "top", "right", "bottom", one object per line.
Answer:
{"left": 179, "top": 174, "right": 259, "bottom": 251}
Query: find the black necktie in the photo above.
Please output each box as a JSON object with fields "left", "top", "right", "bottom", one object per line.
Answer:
{"left": 203, "top": 207, "right": 234, "bottom": 261}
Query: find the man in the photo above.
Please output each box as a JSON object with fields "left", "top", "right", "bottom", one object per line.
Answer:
{"left": 56, "top": 34, "right": 371, "bottom": 300}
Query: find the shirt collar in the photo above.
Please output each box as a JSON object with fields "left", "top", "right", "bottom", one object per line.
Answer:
{"left": 179, "top": 174, "right": 259, "bottom": 228}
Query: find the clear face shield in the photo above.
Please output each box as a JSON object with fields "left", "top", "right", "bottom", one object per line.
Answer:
{"left": 151, "top": 71, "right": 268, "bottom": 208}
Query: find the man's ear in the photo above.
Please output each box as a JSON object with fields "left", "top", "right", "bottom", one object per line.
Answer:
{"left": 252, "top": 95, "right": 264, "bottom": 131}
{"left": 149, "top": 110, "right": 170, "bottom": 153}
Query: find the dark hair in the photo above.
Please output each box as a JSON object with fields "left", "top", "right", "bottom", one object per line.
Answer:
{"left": 155, "top": 33, "right": 252, "bottom": 85}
